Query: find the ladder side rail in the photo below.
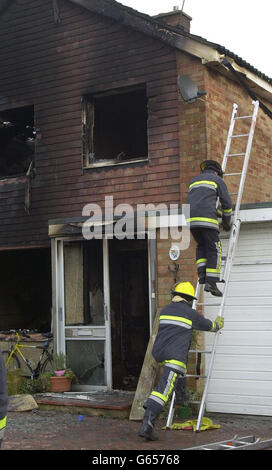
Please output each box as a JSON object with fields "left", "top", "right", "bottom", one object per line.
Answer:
{"left": 166, "top": 390, "right": 176, "bottom": 429}
{"left": 195, "top": 331, "right": 220, "bottom": 431}
{"left": 218, "top": 218, "right": 242, "bottom": 317}
{"left": 232, "top": 100, "right": 259, "bottom": 223}
{"left": 221, "top": 103, "right": 238, "bottom": 173}
{"left": 195, "top": 218, "right": 242, "bottom": 431}
{"left": 219, "top": 100, "right": 259, "bottom": 297}
{"left": 196, "top": 101, "right": 259, "bottom": 431}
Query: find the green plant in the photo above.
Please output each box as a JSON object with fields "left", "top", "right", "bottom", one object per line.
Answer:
{"left": 18, "top": 373, "right": 52, "bottom": 394}
{"left": 39, "top": 372, "right": 54, "bottom": 391}
{"left": 64, "top": 368, "right": 78, "bottom": 384}
{"left": 6, "top": 369, "right": 23, "bottom": 395}
{"left": 52, "top": 352, "right": 67, "bottom": 371}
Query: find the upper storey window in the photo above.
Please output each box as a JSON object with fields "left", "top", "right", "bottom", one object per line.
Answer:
{"left": 0, "top": 105, "right": 35, "bottom": 178}
{"left": 82, "top": 85, "right": 148, "bottom": 168}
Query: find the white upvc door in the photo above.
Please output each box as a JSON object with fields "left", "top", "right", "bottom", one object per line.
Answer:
{"left": 51, "top": 238, "right": 112, "bottom": 390}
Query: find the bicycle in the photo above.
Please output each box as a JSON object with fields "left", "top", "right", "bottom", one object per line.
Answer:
{"left": 0, "top": 330, "right": 54, "bottom": 379}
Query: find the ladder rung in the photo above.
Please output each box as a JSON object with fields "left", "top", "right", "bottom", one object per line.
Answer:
{"left": 229, "top": 192, "right": 238, "bottom": 196}
{"left": 227, "top": 153, "right": 246, "bottom": 157}
{"left": 224, "top": 172, "right": 242, "bottom": 176}
{"left": 231, "top": 133, "right": 250, "bottom": 138}
{"left": 234, "top": 115, "right": 253, "bottom": 120}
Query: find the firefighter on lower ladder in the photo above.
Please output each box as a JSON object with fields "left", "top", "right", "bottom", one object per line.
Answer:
{"left": 186, "top": 160, "right": 233, "bottom": 297}
{"left": 138, "top": 282, "right": 224, "bottom": 441}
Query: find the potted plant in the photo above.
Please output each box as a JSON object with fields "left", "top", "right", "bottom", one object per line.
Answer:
{"left": 52, "top": 352, "right": 67, "bottom": 376}
{"left": 48, "top": 353, "right": 76, "bottom": 392}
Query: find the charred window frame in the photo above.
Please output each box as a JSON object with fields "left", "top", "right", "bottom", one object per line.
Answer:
{"left": 82, "top": 85, "right": 148, "bottom": 168}
{"left": 0, "top": 105, "right": 36, "bottom": 178}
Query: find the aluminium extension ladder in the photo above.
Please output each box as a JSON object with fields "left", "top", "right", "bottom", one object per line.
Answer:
{"left": 166, "top": 100, "right": 260, "bottom": 432}
{"left": 183, "top": 435, "right": 272, "bottom": 450}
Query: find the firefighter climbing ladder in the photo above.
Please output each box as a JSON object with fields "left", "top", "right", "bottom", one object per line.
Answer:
{"left": 166, "top": 100, "right": 260, "bottom": 432}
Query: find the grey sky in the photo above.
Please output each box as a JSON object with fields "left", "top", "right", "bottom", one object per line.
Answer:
{"left": 119, "top": 0, "right": 271, "bottom": 79}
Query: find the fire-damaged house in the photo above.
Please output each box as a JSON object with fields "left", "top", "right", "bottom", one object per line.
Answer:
{"left": 0, "top": 0, "right": 272, "bottom": 417}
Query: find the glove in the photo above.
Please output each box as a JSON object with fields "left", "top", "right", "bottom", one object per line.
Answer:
{"left": 214, "top": 316, "right": 224, "bottom": 331}
{"left": 222, "top": 219, "right": 231, "bottom": 232}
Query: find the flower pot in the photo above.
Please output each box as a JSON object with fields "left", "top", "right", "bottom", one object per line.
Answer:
{"left": 54, "top": 370, "right": 66, "bottom": 377}
{"left": 49, "top": 376, "right": 71, "bottom": 392}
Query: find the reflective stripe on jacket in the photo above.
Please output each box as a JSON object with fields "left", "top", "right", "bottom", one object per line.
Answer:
{"left": 186, "top": 170, "right": 233, "bottom": 230}
{"left": 152, "top": 300, "right": 216, "bottom": 372}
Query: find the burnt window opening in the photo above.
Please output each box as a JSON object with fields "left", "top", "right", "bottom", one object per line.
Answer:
{"left": 0, "top": 105, "right": 36, "bottom": 178}
{"left": 83, "top": 86, "right": 148, "bottom": 167}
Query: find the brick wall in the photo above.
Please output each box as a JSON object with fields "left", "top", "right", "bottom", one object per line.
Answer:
{"left": 204, "top": 67, "right": 272, "bottom": 205}
{"left": 0, "top": 0, "right": 180, "bottom": 247}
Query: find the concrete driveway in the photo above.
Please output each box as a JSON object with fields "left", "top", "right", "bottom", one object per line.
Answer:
{"left": 2, "top": 409, "right": 272, "bottom": 451}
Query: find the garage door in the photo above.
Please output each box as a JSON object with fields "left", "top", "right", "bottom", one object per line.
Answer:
{"left": 204, "top": 222, "right": 272, "bottom": 416}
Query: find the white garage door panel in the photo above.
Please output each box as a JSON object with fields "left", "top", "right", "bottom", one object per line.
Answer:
{"left": 221, "top": 322, "right": 271, "bottom": 331}
{"left": 206, "top": 331, "right": 272, "bottom": 346}
{"left": 211, "top": 370, "right": 272, "bottom": 381}
{"left": 233, "top": 251, "right": 272, "bottom": 260}
{"left": 230, "top": 270, "right": 272, "bottom": 283}
{"left": 230, "top": 272, "right": 272, "bottom": 282}
{"left": 208, "top": 345, "right": 272, "bottom": 356}
{"left": 205, "top": 306, "right": 272, "bottom": 321}
{"left": 232, "top": 264, "right": 272, "bottom": 272}
{"left": 204, "top": 221, "right": 272, "bottom": 416}
{"left": 207, "top": 393, "right": 272, "bottom": 407}
{"left": 206, "top": 400, "right": 272, "bottom": 416}
{"left": 227, "top": 282, "right": 271, "bottom": 297}
{"left": 213, "top": 355, "right": 272, "bottom": 372}
{"left": 205, "top": 297, "right": 272, "bottom": 307}
{"left": 206, "top": 346, "right": 272, "bottom": 357}
{"left": 208, "top": 379, "right": 272, "bottom": 397}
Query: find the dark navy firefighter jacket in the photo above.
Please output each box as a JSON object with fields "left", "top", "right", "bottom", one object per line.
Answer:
{"left": 186, "top": 169, "right": 233, "bottom": 231}
{"left": 152, "top": 300, "right": 217, "bottom": 375}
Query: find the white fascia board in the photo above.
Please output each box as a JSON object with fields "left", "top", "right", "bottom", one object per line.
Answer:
{"left": 239, "top": 208, "right": 272, "bottom": 223}
{"left": 224, "top": 58, "right": 272, "bottom": 98}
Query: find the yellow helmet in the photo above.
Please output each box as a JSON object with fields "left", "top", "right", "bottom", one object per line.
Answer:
{"left": 172, "top": 282, "right": 197, "bottom": 300}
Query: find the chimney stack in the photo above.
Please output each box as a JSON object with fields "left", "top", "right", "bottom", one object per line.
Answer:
{"left": 154, "top": 6, "right": 192, "bottom": 32}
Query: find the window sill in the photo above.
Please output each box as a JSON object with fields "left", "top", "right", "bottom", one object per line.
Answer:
{"left": 83, "top": 158, "right": 148, "bottom": 170}
{"left": 0, "top": 174, "right": 28, "bottom": 184}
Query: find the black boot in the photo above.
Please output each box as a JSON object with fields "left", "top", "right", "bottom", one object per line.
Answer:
{"left": 204, "top": 281, "right": 223, "bottom": 297}
{"left": 198, "top": 273, "right": 206, "bottom": 284}
{"left": 138, "top": 409, "right": 158, "bottom": 441}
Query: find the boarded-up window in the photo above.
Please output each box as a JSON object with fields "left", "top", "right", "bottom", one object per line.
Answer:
{"left": 0, "top": 105, "right": 35, "bottom": 177}
{"left": 82, "top": 86, "right": 148, "bottom": 167}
